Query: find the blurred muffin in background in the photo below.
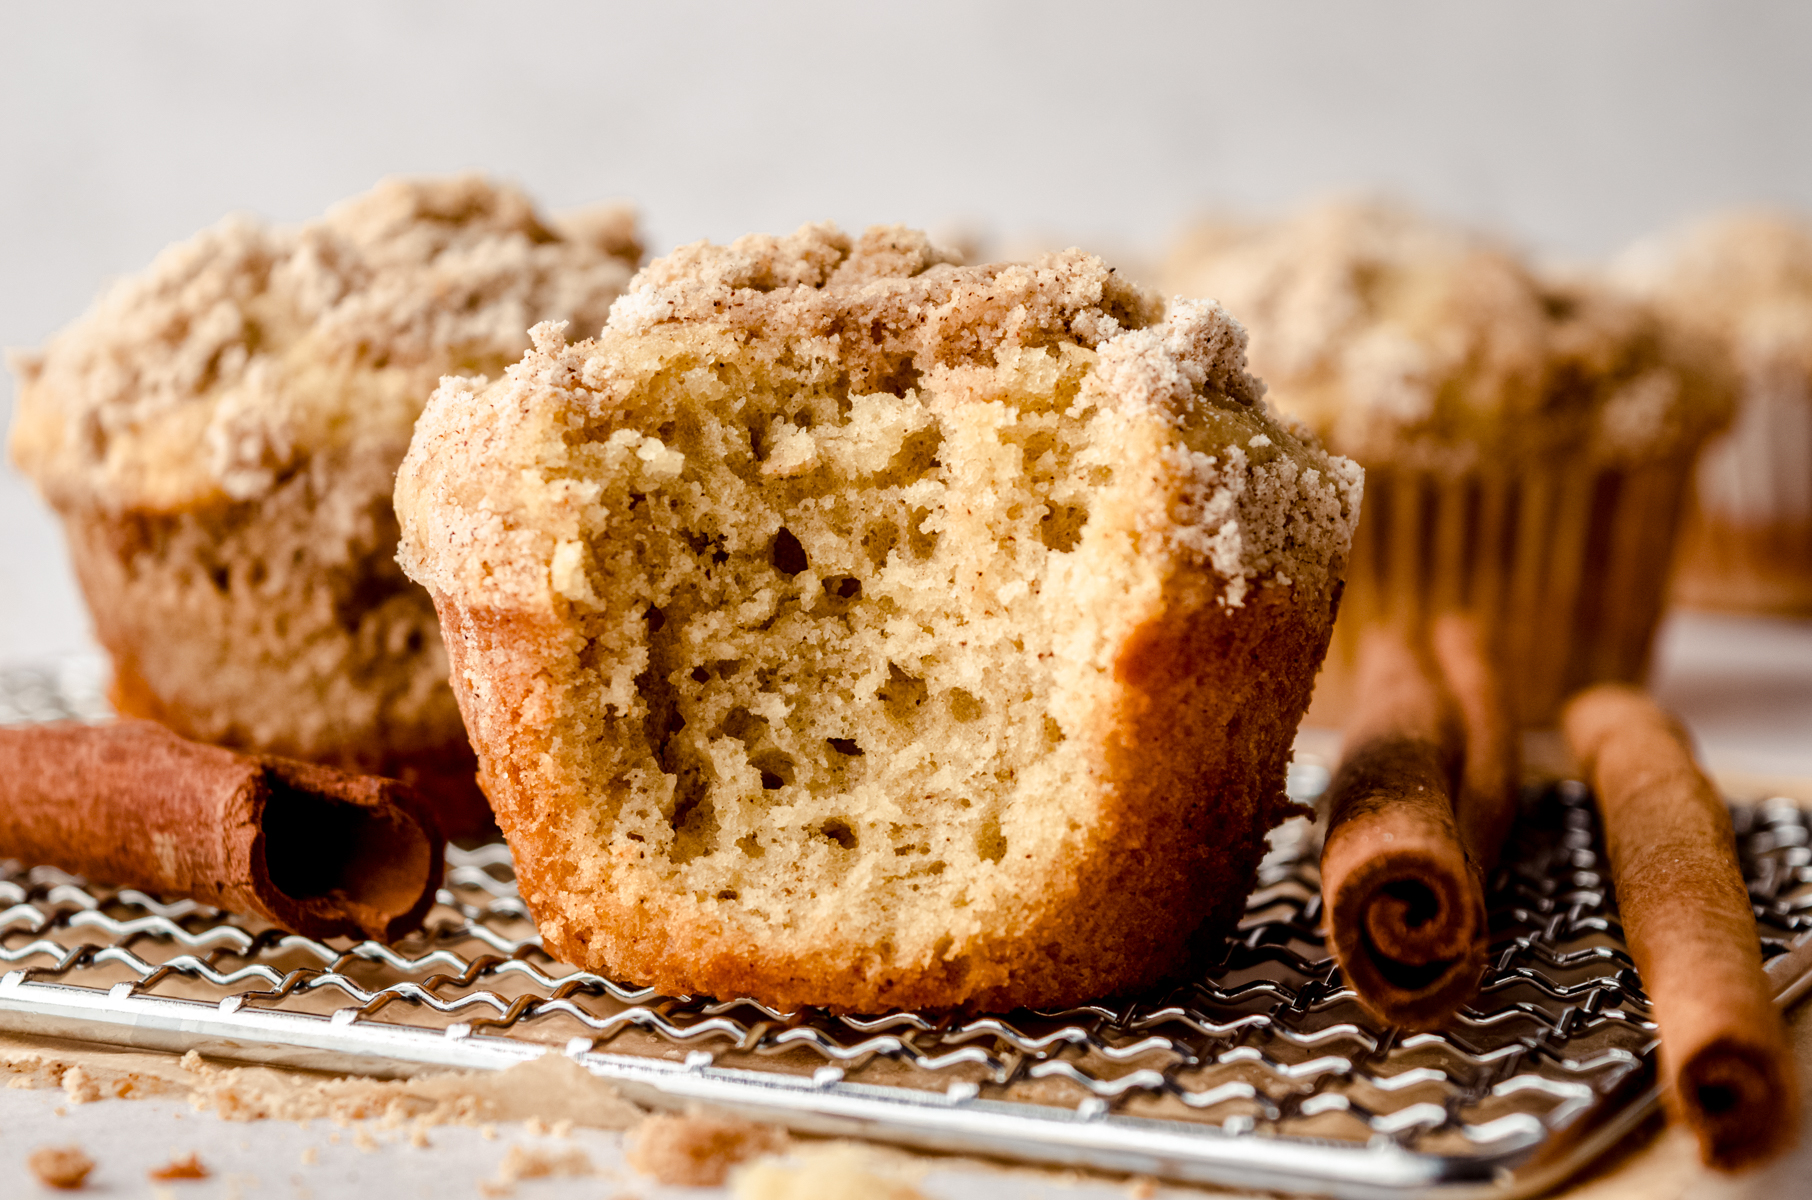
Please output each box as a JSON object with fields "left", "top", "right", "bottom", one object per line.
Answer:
{"left": 8, "top": 175, "right": 639, "bottom": 836}
{"left": 1614, "top": 211, "right": 1812, "bottom": 617}
{"left": 1165, "top": 200, "right": 1733, "bottom": 725}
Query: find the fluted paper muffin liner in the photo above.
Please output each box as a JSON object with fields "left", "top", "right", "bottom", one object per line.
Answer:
{"left": 1671, "top": 375, "right": 1812, "bottom": 615}
{"left": 1309, "top": 455, "right": 1695, "bottom": 727}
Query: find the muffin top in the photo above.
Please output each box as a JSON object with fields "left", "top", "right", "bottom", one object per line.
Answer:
{"left": 8, "top": 175, "right": 638, "bottom": 513}
{"left": 398, "top": 222, "right": 1362, "bottom": 616}
{"left": 1614, "top": 210, "right": 1812, "bottom": 384}
{"left": 1164, "top": 200, "right": 1732, "bottom": 472}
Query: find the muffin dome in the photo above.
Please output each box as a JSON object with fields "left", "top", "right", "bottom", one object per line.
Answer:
{"left": 1614, "top": 211, "right": 1812, "bottom": 615}
{"left": 1166, "top": 200, "right": 1731, "bottom": 473}
{"left": 9, "top": 176, "right": 638, "bottom": 833}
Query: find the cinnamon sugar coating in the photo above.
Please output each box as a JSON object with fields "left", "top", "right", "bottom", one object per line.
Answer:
{"left": 1164, "top": 200, "right": 1732, "bottom": 473}
{"left": 398, "top": 223, "right": 1359, "bottom": 1010}
{"left": 1616, "top": 210, "right": 1812, "bottom": 381}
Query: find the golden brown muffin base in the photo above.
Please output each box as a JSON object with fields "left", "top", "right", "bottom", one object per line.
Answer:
{"left": 434, "top": 578, "right": 1334, "bottom": 1013}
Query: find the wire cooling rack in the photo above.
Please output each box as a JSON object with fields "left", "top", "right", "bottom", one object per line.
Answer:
{"left": 2, "top": 662, "right": 1810, "bottom": 1199}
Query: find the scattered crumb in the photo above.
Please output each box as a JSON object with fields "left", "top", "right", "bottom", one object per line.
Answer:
{"left": 480, "top": 1124, "right": 499, "bottom": 1140}
{"left": 148, "top": 1152, "right": 209, "bottom": 1181}
{"left": 1126, "top": 1175, "right": 1159, "bottom": 1198}
{"left": 182, "top": 1050, "right": 641, "bottom": 1130}
{"left": 628, "top": 1108, "right": 788, "bottom": 1187}
{"left": 409, "top": 1118, "right": 433, "bottom": 1148}
{"left": 525, "top": 1116, "right": 549, "bottom": 1137}
{"left": 732, "top": 1145, "right": 925, "bottom": 1200}
{"left": 353, "top": 1128, "right": 378, "bottom": 1153}
{"left": 550, "top": 1118, "right": 574, "bottom": 1139}
{"left": 494, "top": 1143, "right": 593, "bottom": 1184}
{"left": 477, "top": 1182, "right": 512, "bottom": 1199}
{"left": 27, "top": 1145, "right": 95, "bottom": 1190}
{"left": 299, "top": 1146, "right": 319, "bottom": 1165}
{"left": 60, "top": 1066, "right": 101, "bottom": 1105}
{"left": 46, "top": 1065, "right": 140, "bottom": 1102}
{"left": 0, "top": 1039, "right": 184, "bottom": 1101}
{"left": 53, "top": 1105, "right": 66, "bottom": 1117}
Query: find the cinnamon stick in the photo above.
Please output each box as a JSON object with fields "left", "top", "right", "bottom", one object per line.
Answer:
{"left": 1319, "top": 625, "right": 1489, "bottom": 1030}
{"left": 1564, "top": 684, "right": 1799, "bottom": 1172}
{"left": 0, "top": 720, "right": 444, "bottom": 942}
{"left": 1429, "top": 613, "right": 1520, "bottom": 874}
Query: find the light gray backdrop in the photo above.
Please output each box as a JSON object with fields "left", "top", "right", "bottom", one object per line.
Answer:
{"left": 3, "top": 1, "right": 1810, "bottom": 703}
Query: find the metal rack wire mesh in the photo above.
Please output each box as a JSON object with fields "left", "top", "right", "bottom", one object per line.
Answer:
{"left": 2, "top": 661, "right": 1809, "bottom": 1198}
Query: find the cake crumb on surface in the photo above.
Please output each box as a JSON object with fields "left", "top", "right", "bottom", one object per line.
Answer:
{"left": 182, "top": 1046, "right": 640, "bottom": 1129}
{"left": 148, "top": 1152, "right": 209, "bottom": 1181}
{"left": 59, "top": 1066, "right": 100, "bottom": 1105}
{"left": 27, "top": 1145, "right": 95, "bottom": 1190}
{"left": 731, "top": 1144, "right": 925, "bottom": 1200}
{"left": 494, "top": 1142, "right": 593, "bottom": 1183}
{"left": 0, "top": 1040, "right": 182, "bottom": 1102}
{"left": 626, "top": 1108, "right": 787, "bottom": 1186}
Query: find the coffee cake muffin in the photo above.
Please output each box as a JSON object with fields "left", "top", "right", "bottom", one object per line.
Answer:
{"left": 9, "top": 176, "right": 638, "bottom": 836}
{"left": 1165, "top": 201, "right": 1732, "bottom": 725}
{"left": 1615, "top": 211, "right": 1812, "bottom": 616}
{"left": 395, "top": 223, "right": 1361, "bottom": 1011}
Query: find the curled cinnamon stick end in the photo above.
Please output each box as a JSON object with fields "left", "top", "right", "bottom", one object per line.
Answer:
{"left": 1564, "top": 685, "right": 1799, "bottom": 1172}
{"left": 1321, "top": 626, "right": 1487, "bottom": 1030}
{"left": 0, "top": 720, "right": 444, "bottom": 942}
